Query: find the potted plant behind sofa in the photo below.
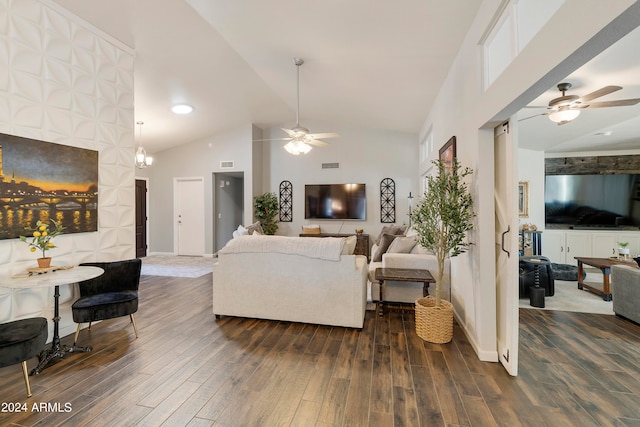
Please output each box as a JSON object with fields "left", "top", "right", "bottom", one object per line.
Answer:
{"left": 410, "top": 158, "right": 474, "bottom": 343}
{"left": 254, "top": 192, "right": 279, "bottom": 235}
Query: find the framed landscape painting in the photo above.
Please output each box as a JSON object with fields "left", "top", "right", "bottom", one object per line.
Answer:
{"left": 0, "top": 133, "right": 98, "bottom": 240}
{"left": 518, "top": 181, "right": 529, "bottom": 218}
{"left": 439, "top": 136, "right": 456, "bottom": 171}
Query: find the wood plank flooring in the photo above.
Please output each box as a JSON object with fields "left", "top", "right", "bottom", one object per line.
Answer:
{"left": 1, "top": 273, "right": 639, "bottom": 426}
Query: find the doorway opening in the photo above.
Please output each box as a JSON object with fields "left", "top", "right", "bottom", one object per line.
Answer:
{"left": 213, "top": 172, "right": 244, "bottom": 254}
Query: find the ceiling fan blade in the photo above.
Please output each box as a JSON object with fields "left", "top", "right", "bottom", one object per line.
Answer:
{"left": 281, "top": 128, "right": 299, "bottom": 137}
{"left": 518, "top": 112, "right": 549, "bottom": 122}
{"left": 307, "top": 132, "right": 340, "bottom": 139}
{"left": 577, "top": 85, "right": 622, "bottom": 103}
{"left": 584, "top": 99, "right": 640, "bottom": 108}
{"left": 306, "top": 139, "right": 330, "bottom": 147}
{"left": 253, "top": 137, "right": 292, "bottom": 142}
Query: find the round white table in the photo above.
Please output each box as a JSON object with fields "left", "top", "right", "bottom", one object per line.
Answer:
{"left": 0, "top": 266, "right": 104, "bottom": 374}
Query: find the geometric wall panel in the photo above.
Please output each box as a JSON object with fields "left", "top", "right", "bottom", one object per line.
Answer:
{"left": 0, "top": 0, "right": 135, "bottom": 337}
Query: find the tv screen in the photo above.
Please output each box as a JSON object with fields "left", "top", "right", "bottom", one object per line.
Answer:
{"left": 305, "top": 184, "right": 366, "bottom": 220}
{"left": 545, "top": 174, "right": 640, "bottom": 227}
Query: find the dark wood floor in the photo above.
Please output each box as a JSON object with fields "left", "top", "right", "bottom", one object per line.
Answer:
{"left": 1, "top": 273, "right": 640, "bottom": 426}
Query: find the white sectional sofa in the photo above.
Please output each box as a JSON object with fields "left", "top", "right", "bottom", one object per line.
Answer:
{"left": 212, "top": 235, "right": 368, "bottom": 328}
{"left": 368, "top": 236, "right": 451, "bottom": 304}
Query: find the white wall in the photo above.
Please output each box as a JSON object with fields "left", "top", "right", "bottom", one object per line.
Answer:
{"left": 518, "top": 148, "right": 545, "bottom": 229}
{"left": 0, "top": 0, "right": 135, "bottom": 339}
{"left": 145, "top": 125, "right": 254, "bottom": 255}
{"left": 419, "top": 0, "right": 638, "bottom": 361}
{"left": 261, "top": 121, "right": 418, "bottom": 238}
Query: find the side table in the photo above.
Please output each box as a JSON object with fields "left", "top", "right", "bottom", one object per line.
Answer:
{"left": 375, "top": 268, "right": 434, "bottom": 316}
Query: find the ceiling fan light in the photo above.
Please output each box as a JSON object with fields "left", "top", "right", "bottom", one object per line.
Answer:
{"left": 171, "top": 104, "right": 193, "bottom": 114}
{"left": 548, "top": 108, "right": 580, "bottom": 123}
{"left": 284, "top": 140, "right": 312, "bottom": 155}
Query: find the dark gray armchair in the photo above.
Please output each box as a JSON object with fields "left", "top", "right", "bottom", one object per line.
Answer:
{"left": 72, "top": 259, "right": 141, "bottom": 346}
{"left": 0, "top": 317, "right": 48, "bottom": 397}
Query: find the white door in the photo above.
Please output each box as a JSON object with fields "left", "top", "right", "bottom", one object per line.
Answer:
{"left": 494, "top": 121, "right": 519, "bottom": 376}
{"left": 175, "top": 177, "right": 205, "bottom": 256}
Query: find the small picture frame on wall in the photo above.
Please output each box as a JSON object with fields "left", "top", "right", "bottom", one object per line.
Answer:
{"left": 439, "top": 136, "right": 456, "bottom": 171}
{"left": 518, "top": 181, "right": 529, "bottom": 218}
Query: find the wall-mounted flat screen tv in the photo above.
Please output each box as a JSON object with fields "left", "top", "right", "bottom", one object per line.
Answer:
{"left": 545, "top": 173, "right": 640, "bottom": 228}
{"left": 305, "top": 184, "right": 366, "bottom": 220}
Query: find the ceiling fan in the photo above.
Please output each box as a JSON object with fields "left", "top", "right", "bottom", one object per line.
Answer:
{"left": 256, "top": 58, "right": 339, "bottom": 155}
{"left": 521, "top": 82, "right": 640, "bottom": 125}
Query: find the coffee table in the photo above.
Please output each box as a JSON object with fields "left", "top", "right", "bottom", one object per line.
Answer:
{"left": 375, "top": 268, "right": 434, "bottom": 316}
{"left": 574, "top": 257, "right": 639, "bottom": 301}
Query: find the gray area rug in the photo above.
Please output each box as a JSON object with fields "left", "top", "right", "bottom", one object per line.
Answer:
{"left": 519, "top": 271, "right": 614, "bottom": 315}
{"left": 140, "top": 255, "right": 213, "bottom": 278}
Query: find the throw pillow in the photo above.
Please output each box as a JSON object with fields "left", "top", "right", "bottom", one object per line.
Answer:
{"left": 372, "top": 233, "right": 398, "bottom": 262}
{"left": 387, "top": 236, "right": 417, "bottom": 254}
{"left": 341, "top": 235, "right": 357, "bottom": 255}
{"left": 375, "top": 225, "right": 405, "bottom": 245}
{"left": 232, "top": 224, "right": 248, "bottom": 239}
{"left": 245, "top": 221, "right": 264, "bottom": 235}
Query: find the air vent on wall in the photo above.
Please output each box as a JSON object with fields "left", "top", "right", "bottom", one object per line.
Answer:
{"left": 220, "top": 160, "right": 234, "bottom": 169}
{"left": 322, "top": 162, "right": 339, "bottom": 169}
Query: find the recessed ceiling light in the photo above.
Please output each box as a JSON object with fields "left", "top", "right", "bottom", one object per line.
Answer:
{"left": 171, "top": 104, "right": 193, "bottom": 114}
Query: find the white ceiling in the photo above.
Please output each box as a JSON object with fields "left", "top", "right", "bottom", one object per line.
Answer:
{"left": 50, "top": 0, "right": 483, "bottom": 153}
{"left": 50, "top": 0, "right": 640, "bottom": 155}
{"left": 517, "top": 24, "right": 640, "bottom": 153}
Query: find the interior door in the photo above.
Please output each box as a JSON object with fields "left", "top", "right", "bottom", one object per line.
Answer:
{"left": 135, "top": 179, "right": 147, "bottom": 258}
{"left": 494, "top": 120, "right": 519, "bottom": 376}
{"left": 175, "top": 177, "right": 205, "bottom": 256}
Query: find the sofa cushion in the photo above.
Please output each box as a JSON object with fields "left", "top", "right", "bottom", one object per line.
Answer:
{"left": 387, "top": 236, "right": 417, "bottom": 254}
{"left": 341, "top": 235, "right": 357, "bottom": 255}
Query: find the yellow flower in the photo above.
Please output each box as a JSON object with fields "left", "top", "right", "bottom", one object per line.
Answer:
{"left": 42, "top": 231, "right": 48, "bottom": 236}
{"left": 30, "top": 247, "right": 36, "bottom": 252}
{"left": 46, "top": 242, "right": 55, "bottom": 248}
{"left": 39, "top": 225, "right": 47, "bottom": 231}
{"left": 33, "top": 231, "right": 41, "bottom": 237}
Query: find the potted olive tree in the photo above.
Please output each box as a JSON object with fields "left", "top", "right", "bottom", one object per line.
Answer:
{"left": 254, "top": 192, "right": 279, "bottom": 235}
{"left": 410, "top": 158, "right": 474, "bottom": 343}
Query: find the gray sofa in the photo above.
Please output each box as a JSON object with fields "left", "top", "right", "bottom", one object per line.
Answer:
{"left": 611, "top": 265, "right": 640, "bottom": 324}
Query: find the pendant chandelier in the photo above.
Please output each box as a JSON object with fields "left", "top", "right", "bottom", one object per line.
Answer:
{"left": 135, "top": 121, "right": 153, "bottom": 168}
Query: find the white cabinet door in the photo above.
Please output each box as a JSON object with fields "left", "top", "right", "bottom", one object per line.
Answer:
{"left": 627, "top": 236, "right": 640, "bottom": 257}
{"left": 564, "top": 232, "right": 590, "bottom": 265}
{"left": 591, "top": 233, "right": 617, "bottom": 259}
{"left": 543, "top": 230, "right": 565, "bottom": 263}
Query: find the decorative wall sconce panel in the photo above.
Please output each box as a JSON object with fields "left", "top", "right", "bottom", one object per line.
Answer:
{"left": 380, "top": 178, "right": 396, "bottom": 223}
{"left": 279, "top": 180, "right": 293, "bottom": 222}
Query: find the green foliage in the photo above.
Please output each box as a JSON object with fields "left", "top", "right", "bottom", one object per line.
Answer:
{"left": 254, "top": 192, "right": 279, "bottom": 235}
{"left": 20, "top": 219, "right": 65, "bottom": 258}
{"left": 410, "top": 159, "right": 475, "bottom": 306}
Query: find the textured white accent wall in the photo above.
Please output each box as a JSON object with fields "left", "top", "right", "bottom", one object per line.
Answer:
{"left": 0, "top": 0, "right": 135, "bottom": 340}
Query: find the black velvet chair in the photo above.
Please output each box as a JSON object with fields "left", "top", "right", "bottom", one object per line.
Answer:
{"left": 72, "top": 259, "right": 141, "bottom": 346}
{"left": 519, "top": 256, "right": 555, "bottom": 297}
{"left": 0, "top": 317, "right": 48, "bottom": 397}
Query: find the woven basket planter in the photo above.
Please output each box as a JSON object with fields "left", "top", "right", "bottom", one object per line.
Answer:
{"left": 415, "top": 296, "right": 454, "bottom": 343}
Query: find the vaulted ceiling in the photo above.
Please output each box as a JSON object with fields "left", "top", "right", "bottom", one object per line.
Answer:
{"left": 51, "top": 0, "right": 640, "bottom": 154}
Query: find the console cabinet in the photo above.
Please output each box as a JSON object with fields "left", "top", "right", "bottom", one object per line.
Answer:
{"left": 543, "top": 230, "right": 640, "bottom": 265}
